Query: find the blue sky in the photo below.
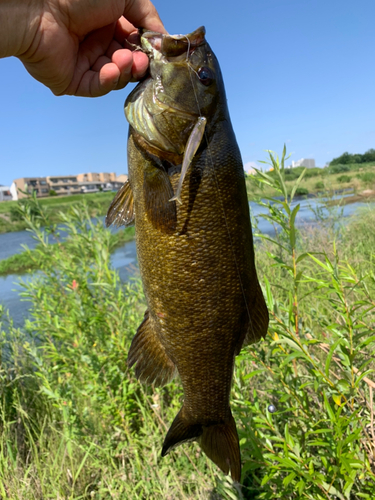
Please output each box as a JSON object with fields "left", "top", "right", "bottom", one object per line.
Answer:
{"left": 1, "top": 0, "right": 374, "bottom": 186}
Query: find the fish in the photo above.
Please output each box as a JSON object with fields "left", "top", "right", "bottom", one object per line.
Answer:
{"left": 106, "top": 26, "right": 269, "bottom": 482}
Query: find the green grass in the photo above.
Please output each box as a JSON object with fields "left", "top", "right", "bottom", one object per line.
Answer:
{"left": 0, "top": 153, "right": 374, "bottom": 499}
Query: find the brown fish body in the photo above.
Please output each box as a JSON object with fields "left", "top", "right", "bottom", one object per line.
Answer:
{"left": 107, "top": 27, "right": 268, "bottom": 481}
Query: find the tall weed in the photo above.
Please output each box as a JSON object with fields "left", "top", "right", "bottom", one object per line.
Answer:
{"left": 0, "top": 152, "right": 374, "bottom": 499}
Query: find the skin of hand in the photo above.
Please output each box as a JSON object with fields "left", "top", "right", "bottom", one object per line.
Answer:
{"left": 2, "top": 0, "right": 166, "bottom": 97}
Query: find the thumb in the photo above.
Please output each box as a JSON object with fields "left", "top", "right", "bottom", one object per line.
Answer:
{"left": 123, "top": 0, "right": 167, "bottom": 33}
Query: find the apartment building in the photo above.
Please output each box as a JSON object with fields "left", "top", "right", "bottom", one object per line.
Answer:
{"left": 46, "top": 175, "right": 81, "bottom": 195}
{"left": 77, "top": 172, "right": 116, "bottom": 183}
{"left": 11, "top": 172, "right": 120, "bottom": 200}
{"left": 12, "top": 177, "right": 50, "bottom": 200}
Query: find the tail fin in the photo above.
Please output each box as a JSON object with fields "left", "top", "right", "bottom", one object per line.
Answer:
{"left": 161, "top": 406, "right": 241, "bottom": 482}
{"left": 161, "top": 407, "right": 203, "bottom": 456}
{"left": 198, "top": 411, "right": 241, "bottom": 482}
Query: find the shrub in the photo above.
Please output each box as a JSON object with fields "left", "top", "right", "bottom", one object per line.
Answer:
{"left": 49, "top": 189, "right": 57, "bottom": 196}
{"left": 359, "top": 171, "right": 375, "bottom": 184}
{"left": 304, "top": 167, "right": 322, "bottom": 178}
{"left": 245, "top": 148, "right": 375, "bottom": 499}
{"left": 314, "top": 181, "right": 324, "bottom": 189}
{"left": 294, "top": 186, "right": 309, "bottom": 196}
{"left": 329, "top": 164, "right": 351, "bottom": 174}
{"left": 337, "top": 174, "right": 351, "bottom": 183}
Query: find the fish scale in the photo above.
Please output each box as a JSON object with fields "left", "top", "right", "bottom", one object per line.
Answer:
{"left": 106, "top": 26, "right": 269, "bottom": 482}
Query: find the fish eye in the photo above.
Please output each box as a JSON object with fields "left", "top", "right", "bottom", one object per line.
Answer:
{"left": 197, "top": 67, "right": 214, "bottom": 86}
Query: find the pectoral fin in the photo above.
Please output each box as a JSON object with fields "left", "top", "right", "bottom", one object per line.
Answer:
{"left": 105, "top": 180, "right": 135, "bottom": 228}
{"left": 169, "top": 116, "right": 207, "bottom": 205}
{"left": 144, "top": 167, "right": 177, "bottom": 232}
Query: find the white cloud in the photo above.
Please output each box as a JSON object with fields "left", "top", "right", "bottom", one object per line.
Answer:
{"left": 243, "top": 161, "right": 260, "bottom": 172}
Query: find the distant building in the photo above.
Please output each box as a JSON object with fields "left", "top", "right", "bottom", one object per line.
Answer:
{"left": 46, "top": 175, "right": 81, "bottom": 196}
{"left": 77, "top": 172, "right": 116, "bottom": 183}
{"left": 12, "top": 172, "right": 121, "bottom": 199}
{"left": 12, "top": 177, "right": 50, "bottom": 200}
{"left": 116, "top": 174, "right": 128, "bottom": 184}
{"left": 0, "top": 185, "right": 12, "bottom": 202}
{"left": 77, "top": 172, "right": 120, "bottom": 192}
{"left": 290, "top": 158, "right": 316, "bottom": 169}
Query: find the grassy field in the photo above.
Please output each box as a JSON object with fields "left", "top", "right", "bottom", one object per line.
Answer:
{"left": 0, "top": 191, "right": 116, "bottom": 233}
{"left": 0, "top": 152, "right": 374, "bottom": 498}
{"left": 246, "top": 160, "right": 375, "bottom": 200}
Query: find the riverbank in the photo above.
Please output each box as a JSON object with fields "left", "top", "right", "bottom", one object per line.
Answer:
{"left": 0, "top": 225, "right": 135, "bottom": 276}
{"left": 246, "top": 160, "right": 375, "bottom": 200}
{"left": 1, "top": 192, "right": 374, "bottom": 278}
{"left": 328, "top": 188, "right": 375, "bottom": 205}
{"left": 0, "top": 191, "right": 116, "bottom": 234}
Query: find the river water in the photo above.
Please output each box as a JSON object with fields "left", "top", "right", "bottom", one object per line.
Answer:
{"left": 0, "top": 196, "right": 373, "bottom": 328}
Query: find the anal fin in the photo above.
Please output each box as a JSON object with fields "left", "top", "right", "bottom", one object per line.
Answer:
{"left": 241, "top": 281, "right": 269, "bottom": 348}
{"left": 128, "top": 311, "right": 176, "bottom": 386}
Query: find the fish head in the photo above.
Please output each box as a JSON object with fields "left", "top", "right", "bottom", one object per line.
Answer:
{"left": 125, "top": 27, "right": 225, "bottom": 155}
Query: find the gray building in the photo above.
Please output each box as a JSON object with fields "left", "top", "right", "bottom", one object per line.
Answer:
{"left": 291, "top": 158, "right": 316, "bottom": 169}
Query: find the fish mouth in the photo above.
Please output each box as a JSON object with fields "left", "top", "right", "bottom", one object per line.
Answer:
{"left": 141, "top": 26, "right": 206, "bottom": 61}
{"left": 138, "top": 27, "right": 207, "bottom": 118}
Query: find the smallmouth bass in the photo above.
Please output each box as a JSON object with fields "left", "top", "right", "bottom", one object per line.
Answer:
{"left": 106, "top": 26, "right": 269, "bottom": 482}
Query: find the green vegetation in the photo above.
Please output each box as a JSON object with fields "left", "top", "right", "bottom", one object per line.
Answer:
{"left": 247, "top": 159, "right": 375, "bottom": 200}
{"left": 314, "top": 181, "right": 324, "bottom": 190}
{"left": 338, "top": 175, "right": 351, "bottom": 183}
{"left": 0, "top": 190, "right": 134, "bottom": 276}
{"left": 330, "top": 148, "right": 375, "bottom": 165}
{"left": 0, "top": 190, "right": 116, "bottom": 234}
{"left": 0, "top": 150, "right": 374, "bottom": 498}
{"left": 0, "top": 226, "right": 134, "bottom": 277}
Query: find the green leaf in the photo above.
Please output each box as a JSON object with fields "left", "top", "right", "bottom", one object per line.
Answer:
{"left": 296, "top": 252, "right": 309, "bottom": 263}
{"left": 336, "top": 379, "right": 350, "bottom": 392}
{"left": 323, "top": 393, "right": 336, "bottom": 422}
{"left": 283, "top": 471, "right": 296, "bottom": 487}
{"left": 354, "top": 369, "right": 375, "bottom": 388}
{"left": 290, "top": 167, "right": 307, "bottom": 201}
{"left": 325, "top": 338, "right": 343, "bottom": 377}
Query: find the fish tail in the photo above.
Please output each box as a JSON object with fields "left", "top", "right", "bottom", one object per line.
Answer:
{"left": 161, "top": 406, "right": 203, "bottom": 456}
{"left": 161, "top": 407, "right": 241, "bottom": 482}
{"left": 198, "top": 411, "right": 241, "bottom": 482}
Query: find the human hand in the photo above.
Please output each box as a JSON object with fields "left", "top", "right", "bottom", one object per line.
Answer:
{"left": 3, "top": 0, "right": 166, "bottom": 97}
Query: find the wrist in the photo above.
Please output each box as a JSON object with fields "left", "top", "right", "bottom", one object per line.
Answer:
{"left": 0, "top": 0, "right": 44, "bottom": 58}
